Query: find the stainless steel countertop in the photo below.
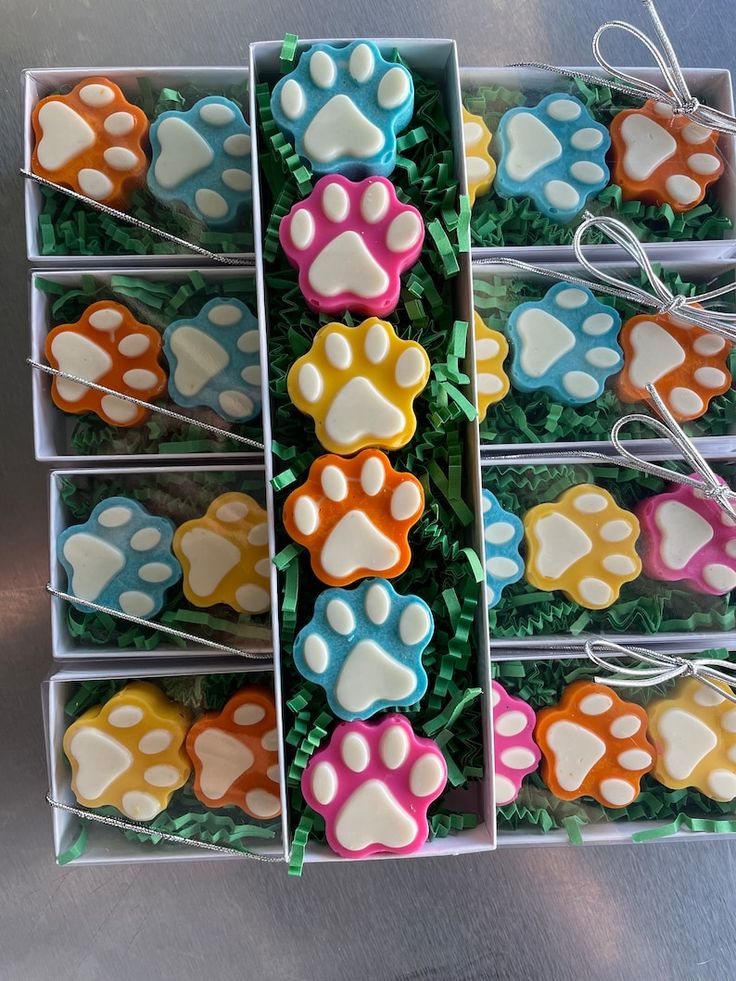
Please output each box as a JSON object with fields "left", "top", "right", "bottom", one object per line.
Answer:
{"left": 3, "top": 2, "right": 735, "bottom": 978}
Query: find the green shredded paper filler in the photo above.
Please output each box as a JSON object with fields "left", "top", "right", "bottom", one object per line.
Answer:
{"left": 485, "top": 461, "right": 736, "bottom": 638}
{"left": 493, "top": 654, "right": 736, "bottom": 843}
{"left": 463, "top": 77, "right": 732, "bottom": 247}
{"left": 258, "top": 41, "right": 483, "bottom": 874}
{"left": 474, "top": 266, "right": 736, "bottom": 446}
{"left": 57, "top": 673, "right": 280, "bottom": 863}
{"left": 58, "top": 471, "right": 272, "bottom": 652}
{"left": 37, "top": 79, "right": 253, "bottom": 257}
{"left": 37, "top": 272, "right": 262, "bottom": 455}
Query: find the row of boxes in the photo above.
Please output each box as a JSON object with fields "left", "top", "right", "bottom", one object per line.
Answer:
{"left": 31, "top": 40, "right": 736, "bottom": 865}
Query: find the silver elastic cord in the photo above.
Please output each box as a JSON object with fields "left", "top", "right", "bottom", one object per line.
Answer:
{"left": 29, "top": 360, "right": 264, "bottom": 451}
{"left": 46, "top": 795, "right": 284, "bottom": 861}
{"left": 21, "top": 169, "right": 254, "bottom": 266}
{"left": 47, "top": 584, "right": 272, "bottom": 660}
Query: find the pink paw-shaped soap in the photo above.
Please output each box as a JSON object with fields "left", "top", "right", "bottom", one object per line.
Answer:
{"left": 638, "top": 475, "right": 736, "bottom": 595}
{"left": 279, "top": 175, "right": 425, "bottom": 317}
{"left": 302, "top": 714, "right": 447, "bottom": 858}
{"left": 492, "top": 680, "right": 540, "bottom": 805}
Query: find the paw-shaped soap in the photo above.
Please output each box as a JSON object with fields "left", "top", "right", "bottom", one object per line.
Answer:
{"left": 293, "top": 578, "right": 433, "bottom": 720}
{"left": 638, "top": 476, "right": 736, "bottom": 595}
{"left": 536, "top": 680, "right": 654, "bottom": 807}
{"left": 492, "top": 680, "right": 540, "bottom": 805}
{"left": 279, "top": 175, "right": 424, "bottom": 317}
{"left": 271, "top": 40, "right": 413, "bottom": 179}
{"left": 495, "top": 94, "right": 610, "bottom": 223}
{"left": 524, "top": 484, "right": 641, "bottom": 609}
{"left": 173, "top": 492, "right": 270, "bottom": 614}
{"left": 45, "top": 300, "right": 167, "bottom": 427}
{"left": 474, "top": 312, "right": 509, "bottom": 421}
{"left": 287, "top": 317, "right": 429, "bottom": 454}
{"left": 147, "top": 96, "right": 252, "bottom": 228}
{"left": 163, "top": 298, "right": 261, "bottom": 423}
{"left": 482, "top": 490, "right": 523, "bottom": 609}
{"left": 507, "top": 283, "right": 623, "bottom": 406}
{"left": 610, "top": 99, "right": 724, "bottom": 212}
{"left": 463, "top": 106, "right": 496, "bottom": 206}
{"left": 32, "top": 76, "right": 148, "bottom": 208}
{"left": 283, "top": 449, "right": 424, "bottom": 587}
{"left": 186, "top": 686, "right": 281, "bottom": 818}
{"left": 63, "top": 681, "right": 191, "bottom": 820}
{"left": 617, "top": 312, "right": 731, "bottom": 422}
{"left": 302, "top": 714, "right": 447, "bottom": 858}
{"left": 647, "top": 678, "right": 736, "bottom": 801}
{"left": 57, "top": 496, "right": 181, "bottom": 619}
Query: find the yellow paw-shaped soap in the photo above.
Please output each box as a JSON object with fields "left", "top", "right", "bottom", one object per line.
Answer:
{"left": 173, "top": 492, "right": 271, "bottom": 614}
{"left": 63, "top": 681, "right": 191, "bottom": 820}
{"left": 524, "top": 484, "right": 642, "bottom": 609}
{"left": 287, "top": 318, "right": 430, "bottom": 455}
{"left": 463, "top": 106, "right": 496, "bottom": 206}
{"left": 474, "top": 311, "right": 509, "bottom": 422}
{"left": 647, "top": 678, "right": 736, "bottom": 801}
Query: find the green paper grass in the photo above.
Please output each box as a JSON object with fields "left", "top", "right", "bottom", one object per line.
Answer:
{"left": 463, "top": 78, "right": 732, "bottom": 247}
{"left": 57, "top": 673, "right": 280, "bottom": 862}
{"left": 37, "top": 272, "right": 262, "bottom": 456}
{"left": 36, "top": 79, "right": 253, "bottom": 258}
{"left": 58, "top": 471, "right": 272, "bottom": 652}
{"left": 485, "top": 461, "right": 736, "bottom": 638}
{"left": 493, "top": 655, "right": 736, "bottom": 842}
{"left": 475, "top": 266, "right": 736, "bottom": 445}
{"left": 257, "top": 49, "right": 484, "bottom": 874}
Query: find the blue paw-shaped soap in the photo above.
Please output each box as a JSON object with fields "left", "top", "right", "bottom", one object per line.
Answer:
{"left": 147, "top": 96, "right": 252, "bottom": 228}
{"left": 507, "top": 282, "right": 623, "bottom": 405}
{"left": 293, "top": 578, "right": 433, "bottom": 720}
{"left": 57, "top": 496, "right": 181, "bottom": 620}
{"left": 482, "top": 490, "right": 524, "bottom": 609}
{"left": 271, "top": 40, "right": 414, "bottom": 179}
{"left": 495, "top": 93, "right": 610, "bottom": 223}
{"left": 163, "top": 298, "right": 261, "bottom": 423}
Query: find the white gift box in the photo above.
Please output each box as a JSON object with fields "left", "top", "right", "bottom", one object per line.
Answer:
{"left": 492, "top": 645, "right": 736, "bottom": 847}
{"left": 473, "top": 256, "right": 736, "bottom": 456}
{"left": 42, "top": 659, "right": 285, "bottom": 864}
{"left": 460, "top": 67, "right": 736, "bottom": 261}
{"left": 482, "top": 452, "right": 736, "bottom": 653}
{"left": 29, "top": 265, "right": 264, "bottom": 463}
{"left": 22, "top": 67, "right": 254, "bottom": 265}
{"left": 249, "top": 38, "right": 497, "bottom": 863}
{"left": 49, "top": 464, "right": 274, "bottom": 660}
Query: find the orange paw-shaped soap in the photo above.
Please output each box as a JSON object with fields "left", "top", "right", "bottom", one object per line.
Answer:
{"left": 32, "top": 76, "right": 149, "bottom": 209}
{"left": 610, "top": 99, "right": 723, "bottom": 212}
{"left": 536, "top": 680, "right": 654, "bottom": 807}
{"left": 283, "top": 449, "right": 424, "bottom": 587}
{"left": 45, "top": 300, "right": 167, "bottom": 427}
{"left": 186, "top": 686, "right": 281, "bottom": 818}
{"left": 173, "top": 492, "right": 271, "bottom": 614}
{"left": 63, "top": 681, "right": 191, "bottom": 820}
{"left": 474, "top": 311, "right": 509, "bottom": 422}
{"left": 287, "top": 318, "right": 430, "bottom": 454}
{"left": 463, "top": 107, "right": 496, "bottom": 206}
{"left": 647, "top": 678, "right": 736, "bottom": 801}
{"left": 617, "top": 311, "right": 731, "bottom": 422}
{"left": 524, "top": 484, "right": 642, "bottom": 609}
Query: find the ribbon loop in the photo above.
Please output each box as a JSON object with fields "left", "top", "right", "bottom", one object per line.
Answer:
{"left": 585, "top": 639, "right": 736, "bottom": 704}
{"left": 510, "top": 0, "right": 736, "bottom": 135}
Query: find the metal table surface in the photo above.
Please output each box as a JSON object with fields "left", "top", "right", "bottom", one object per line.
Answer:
{"left": 2, "top": 2, "right": 735, "bottom": 978}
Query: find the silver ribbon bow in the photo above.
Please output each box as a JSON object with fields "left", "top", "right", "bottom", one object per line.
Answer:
{"left": 478, "top": 212, "right": 736, "bottom": 343}
{"left": 511, "top": 0, "right": 736, "bottom": 135}
{"left": 585, "top": 639, "right": 736, "bottom": 704}
{"left": 607, "top": 381, "right": 736, "bottom": 522}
